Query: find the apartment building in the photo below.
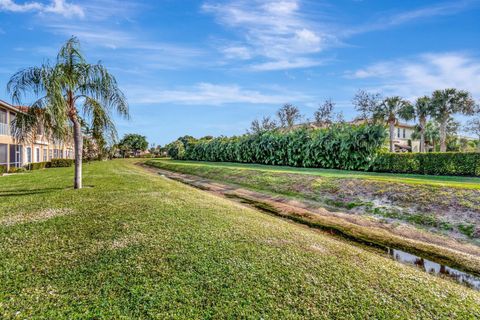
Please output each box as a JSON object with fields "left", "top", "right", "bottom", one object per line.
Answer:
{"left": 0, "top": 100, "right": 74, "bottom": 170}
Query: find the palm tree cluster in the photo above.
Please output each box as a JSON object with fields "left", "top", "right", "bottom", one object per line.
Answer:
{"left": 252, "top": 89, "right": 478, "bottom": 153}
{"left": 353, "top": 89, "right": 478, "bottom": 152}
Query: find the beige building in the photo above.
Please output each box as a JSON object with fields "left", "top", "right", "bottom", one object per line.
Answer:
{"left": 0, "top": 99, "right": 74, "bottom": 171}
{"left": 389, "top": 122, "right": 420, "bottom": 152}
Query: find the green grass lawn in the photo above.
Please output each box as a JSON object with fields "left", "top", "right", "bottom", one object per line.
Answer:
{"left": 1, "top": 160, "right": 479, "bottom": 319}
{"left": 146, "top": 159, "right": 480, "bottom": 244}
{"left": 159, "top": 159, "right": 480, "bottom": 189}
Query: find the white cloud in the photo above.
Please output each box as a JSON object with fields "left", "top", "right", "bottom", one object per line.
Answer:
{"left": 202, "top": 0, "right": 330, "bottom": 70}
{"left": 222, "top": 46, "right": 252, "bottom": 60}
{"left": 344, "top": 1, "right": 474, "bottom": 36}
{"left": 0, "top": 0, "right": 84, "bottom": 18}
{"left": 203, "top": 0, "right": 477, "bottom": 71}
{"left": 126, "top": 82, "right": 311, "bottom": 105}
{"left": 250, "top": 58, "right": 322, "bottom": 71}
{"left": 347, "top": 52, "right": 480, "bottom": 99}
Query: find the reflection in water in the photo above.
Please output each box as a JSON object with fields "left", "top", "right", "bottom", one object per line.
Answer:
{"left": 388, "top": 248, "right": 480, "bottom": 290}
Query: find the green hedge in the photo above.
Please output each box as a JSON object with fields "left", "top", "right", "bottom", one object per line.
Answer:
{"left": 51, "top": 158, "right": 74, "bottom": 167}
{"left": 373, "top": 152, "right": 480, "bottom": 176}
{"left": 168, "top": 124, "right": 387, "bottom": 171}
{"left": 0, "top": 165, "right": 6, "bottom": 175}
{"left": 28, "top": 162, "right": 50, "bottom": 170}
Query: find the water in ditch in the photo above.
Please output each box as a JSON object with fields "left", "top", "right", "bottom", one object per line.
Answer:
{"left": 387, "top": 248, "right": 480, "bottom": 290}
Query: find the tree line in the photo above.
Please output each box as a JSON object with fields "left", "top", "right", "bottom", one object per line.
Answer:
{"left": 249, "top": 88, "right": 480, "bottom": 153}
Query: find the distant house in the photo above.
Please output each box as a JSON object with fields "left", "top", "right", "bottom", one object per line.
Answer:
{"left": 348, "top": 119, "right": 419, "bottom": 152}
{"left": 389, "top": 122, "right": 419, "bottom": 152}
{"left": 0, "top": 100, "right": 74, "bottom": 170}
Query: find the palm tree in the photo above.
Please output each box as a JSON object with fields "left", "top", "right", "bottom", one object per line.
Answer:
{"left": 431, "top": 89, "right": 476, "bottom": 152}
{"left": 7, "top": 37, "right": 128, "bottom": 189}
{"left": 398, "top": 96, "right": 431, "bottom": 152}
{"left": 374, "top": 96, "right": 412, "bottom": 152}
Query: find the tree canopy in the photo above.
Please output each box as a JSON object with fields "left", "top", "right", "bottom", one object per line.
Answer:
{"left": 118, "top": 133, "right": 148, "bottom": 156}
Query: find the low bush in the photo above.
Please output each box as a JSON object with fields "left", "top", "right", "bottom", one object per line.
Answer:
{"left": 51, "top": 158, "right": 74, "bottom": 167}
{"left": 28, "top": 162, "right": 50, "bottom": 170}
{"left": 8, "top": 167, "right": 26, "bottom": 174}
{"left": 373, "top": 152, "right": 480, "bottom": 176}
{"left": 0, "top": 165, "right": 6, "bottom": 175}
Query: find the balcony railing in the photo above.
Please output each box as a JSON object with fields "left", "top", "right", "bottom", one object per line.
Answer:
{"left": 0, "top": 123, "right": 9, "bottom": 136}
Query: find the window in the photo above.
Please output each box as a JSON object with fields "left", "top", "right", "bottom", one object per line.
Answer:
{"left": 0, "top": 144, "right": 7, "bottom": 165}
{"left": 43, "top": 148, "right": 47, "bottom": 162}
{"left": 10, "top": 112, "right": 16, "bottom": 135}
{"left": 0, "top": 109, "right": 7, "bottom": 136}
{"left": 49, "top": 149, "right": 53, "bottom": 160}
{"left": 10, "top": 145, "right": 22, "bottom": 167}
{"left": 403, "top": 128, "right": 406, "bottom": 139}
{"left": 26, "top": 147, "right": 32, "bottom": 163}
{"left": 397, "top": 128, "right": 401, "bottom": 138}
{"left": 35, "top": 148, "right": 40, "bottom": 163}
{"left": 53, "top": 149, "right": 58, "bottom": 159}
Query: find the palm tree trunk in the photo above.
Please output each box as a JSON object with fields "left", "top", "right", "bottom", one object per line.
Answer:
{"left": 389, "top": 121, "right": 395, "bottom": 152}
{"left": 439, "top": 120, "right": 447, "bottom": 152}
{"left": 73, "top": 117, "right": 83, "bottom": 189}
{"left": 419, "top": 117, "right": 426, "bottom": 153}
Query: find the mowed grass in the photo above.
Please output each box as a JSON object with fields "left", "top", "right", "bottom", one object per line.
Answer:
{"left": 0, "top": 160, "right": 479, "bottom": 319}
{"left": 159, "top": 159, "right": 480, "bottom": 189}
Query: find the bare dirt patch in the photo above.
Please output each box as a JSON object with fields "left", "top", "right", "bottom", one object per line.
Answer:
{"left": 1, "top": 208, "right": 74, "bottom": 226}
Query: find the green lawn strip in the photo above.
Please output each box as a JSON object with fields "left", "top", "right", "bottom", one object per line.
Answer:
{"left": 1, "top": 160, "right": 479, "bottom": 318}
{"left": 156, "top": 159, "right": 480, "bottom": 189}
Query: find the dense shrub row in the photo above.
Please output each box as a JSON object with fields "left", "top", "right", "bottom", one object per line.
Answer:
{"left": 168, "top": 124, "right": 387, "bottom": 171}
{"left": 373, "top": 152, "right": 480, "bottom": 176}
{"left": 28, "top": 162, "right": 50, "bottom": 170}
{"left": 1, "top": 158, "right": 75, "bottom": 176}
{"left": 50, "top": 158, "right": 74, "bottom": 167}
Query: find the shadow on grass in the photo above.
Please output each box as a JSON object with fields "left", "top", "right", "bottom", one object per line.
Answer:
{"left": 0, "top": 187, "right": 66, "bottom": 197}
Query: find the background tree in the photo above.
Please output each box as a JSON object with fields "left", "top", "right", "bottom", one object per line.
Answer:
{"left": 373, "top": 96, "right": 412, "bottom": 152}
{"left": 7, "top": 37, "right": 128, "bottom": 189}
{"left": 249, "top": 116, "right": 278, "bottom": 134}
{"left": 276, "top": 104, "right": 302, "bottom": 129}
{"left": 398, "top": 96, "right": 432, "bottom": 152}
{"left": 352, "top": 90, "right": 382, "bottom": 120}
{"left": 313, "top": 99, "right": 335, "bottom": 126}
{"left": 423, "top": 121, "right": 440, "bottom": 151}
{"left": 431, "top": 88, "right": 477, "bottom": 152}
{"left": 466, "top": 117, "right": 480, "bottom": 150}
{"left": 118, "top": 133, "right": 148, "bottom": 157}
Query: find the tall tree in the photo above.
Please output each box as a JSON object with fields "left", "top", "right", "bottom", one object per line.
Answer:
{"left": 431, "top": 89, "right": 476, "bottom": 152}
{"left": 423, "top": 121, "right": 440, "bottom": 151}
{"left": 249, "top": 116, "right": 277, "bottom": 134}
{"left": 374, "top": 96, "right": 412, "bottom": 152}
{"left": 7, "top": 37, "right": 128, "bottom": 189}
{"left": 352, "top": 90, "right": 382, "bottom": 120}
{"left": 118, "top": 133, "right": 148, "bottom": 157}
{"left": 276, "top": 104, "right": 302, "bottom": 128}
{"left": 398, "top": 96, "right": 432, "bottom": 152}
{"left": 465, "top": 117, "right": 480, "bottom": 151}
{"left": 313, "top": 99, "right": 335, "bottom": 126}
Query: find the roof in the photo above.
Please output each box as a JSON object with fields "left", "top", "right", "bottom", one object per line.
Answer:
{"left": 0, "top": 99, "right": 28, "bottom": 114}
{"left": 349, "top": 118, "right": 416, "bottom": 129}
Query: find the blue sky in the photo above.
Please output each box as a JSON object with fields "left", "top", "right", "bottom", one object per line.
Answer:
{"left": 1, "top": 0, "right": 480, "bottom": 145}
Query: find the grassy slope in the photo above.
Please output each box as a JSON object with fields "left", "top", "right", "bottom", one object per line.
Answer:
{"left": 160, "top": 160, "right": 480, "bottom": 189}
{"left": 0, "top": 160, "right": 479, "bottom": 319}
{"left": 147, "top": 159, "right": 480, "bottom": 239}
